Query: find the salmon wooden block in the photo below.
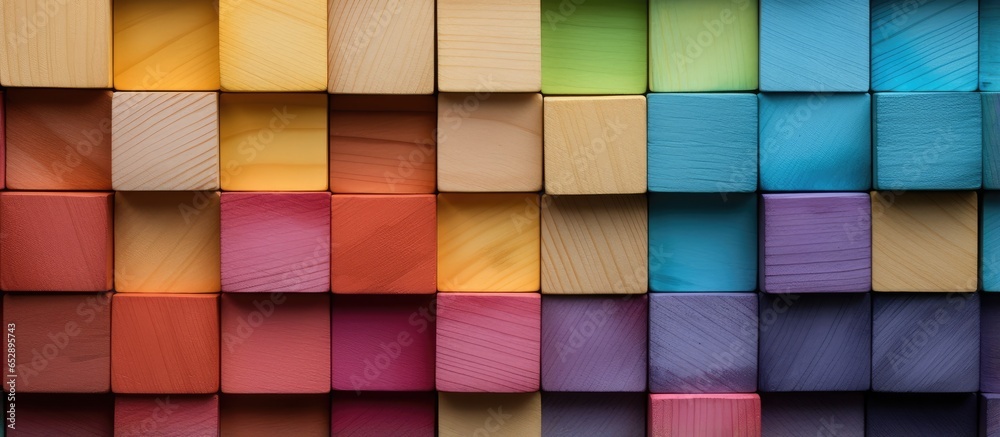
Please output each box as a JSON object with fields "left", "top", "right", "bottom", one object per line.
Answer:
{"left": 649, "top": 394, "right": 761, "bottom": 437}
{"left": 331, "top": 392, "right": 435, "bottom": 437}
{"left": 867, "top": 393, "right": 977, "bottom": 437}
{"left": 761, "top": 393, "right": 864, "bottom": 437}
{"left": 439, "top": 392, "right": 541, "bottom": 437}
{"left": 115, "top": 395, "right": 219, "bottom": 437}
{"left": 12, "top": 394, "right": 113, "bottom": 437}
{"left": 220, "top": 394, "right": 329, "bottom": 437}
{"left": 542, "top": 393, "right": 646, "bottom": 436}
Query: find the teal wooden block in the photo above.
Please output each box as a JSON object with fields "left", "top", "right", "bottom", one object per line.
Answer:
{"left": 985, "top": 93, "right": 1000, "bottom": 188}
{"left": 984, "top": 192, "right": 1000, "bottom": 291}
{"left": 982, "top": 0, "right": 1000, "bottom": 90}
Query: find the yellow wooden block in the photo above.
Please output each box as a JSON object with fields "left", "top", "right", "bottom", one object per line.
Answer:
{"left": 219, "top": 0, "right": 326, "bottom": 91}
{"left": 872, "top": 191, "right": 977, "bottom": 292}
{"left": 438, "top": 193, "right": 540, "bottom": 292}
{"left": 0, "top": 0, "right": 111, "bottom": 87}
{"left": 328, "top": 0, "right": 434, "bottom": 94}
{"left": 113, "top": 0, "right": 219, "bottom": 90}
{"left": 544, "top": 96, "right": 647, "bottom": 194}
{"left": 219, "top": 93, "right": 328, "bottom": 191}
{"left": 439, "top": 392, "right": 541, "bottom": 437}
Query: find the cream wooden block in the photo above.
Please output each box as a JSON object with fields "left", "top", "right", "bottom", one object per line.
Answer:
{"left": 439, "top": 392, "right": 541, "bottom": 437}
{"left": 437, "top": 0, "right": 540, "bottom": 92}
{"left": 0, "top": 0, "right": 112, "bottom": 87}
{"left": 112, "top": 92, "right": 219, "bottom": 191}
{"left": 328, "top": 0, "right": 434, "bottom": 94}
{"left": 544, "top": 96, "right": 647, "bottom": 194}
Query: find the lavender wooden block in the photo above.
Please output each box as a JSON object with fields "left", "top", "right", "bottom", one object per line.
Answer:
{"left": 541, "top": 392, "right": 645, "bottom": 436}
{"left": 867, "top": 393, "right": 977, "bottom": 437}
{"left": 984, "top": 394, "right": 1000, "bottom": 437}
{"left": 761, "top": 392, "right": 864, "bottom": 437}
{"left": 982, "top": 294, "right": 1000, "bottom": 392}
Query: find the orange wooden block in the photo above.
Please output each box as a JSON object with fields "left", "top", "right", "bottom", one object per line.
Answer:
{"left": 220, "top": 394, "right": 330, "bottom": 437}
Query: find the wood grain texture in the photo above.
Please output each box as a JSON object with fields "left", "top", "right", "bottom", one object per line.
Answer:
{"left": 436, "top": 293, "right": 540, "bottom": 392}
{"left": 544, "top": 96, "right": 646, "bottom": 195}
{"left": 437, "top": 93, "right": 542, "bottom": 192}
{"left": 983, "top": 294, "right": 1000, "bottom": 392}
{"left": 220, "top": 394, "right": 329, "bottom": 437}
{"left": 439, "top": 392, "right": 541, "bottom": 437}
{"left": 0, "top": 192, "right": 112, "bottom": 292}
{"left": 983, "top": 193, "right": 1000, "bottom": 290}
{"left": 761, "top": 393, "right": 864, "bottom": 437}
{"left": 984, "top": 393, "right": 1000, "bottom": 437}
{"left": 115, "top": 395, "right": 219, "bottom": 437}
{"left": 112, "top": 92, "right": 219, "bottom": 191}
{"left": 867, "top": 393, "right": 977, "bottom": 437}
{"left": 332, "top": 392, "right": 435, "bottom": 437}
{"left": 983, "top": 0, "right": 1000, "bottom": 90}
{"left": 542, "top": 393, "right": 646, "bottom": 437}
{"left": 1, "top": 91, "right": 4, "bottom": 189}
{"left": 871, "top": 191, "right": 977, "bottom": 292}
{"left": 649, "top": 394, "right": 761, "bottom": 437}
{"left": 328, "top": 0, "right": 434, "bottom": 94}
{"left": 985, "top": 93, "right": 1000, "bottom": 189}
{"left": 13, "top": 394, "right": 113, "bottom": 437}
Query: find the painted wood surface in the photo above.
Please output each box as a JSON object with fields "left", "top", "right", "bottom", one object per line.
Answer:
{"left": 331, "top": 392, "right": 435, "bottom": 437}
{"left": 1, "top": 91, "right": 4, "bottom": 189}
{"left": 984, "top": 193, "right": 1000, "bottom": 291}
{"left": 542, "top": 393, "right": 646, "bottom": 437}
{"left": 114, "top": 395, "right": 218, "bottom": 437}
{"left": 984, "top": 294, "right": 1000, "bottom": 392}
{"left": 983, "top": 0, "right": 1000, "bottom": 90}
{"left": 761, "top": 393, "right": 864, "bottom": 437}
{"left": 867, "top": 393, "right": 977, "bottom": 437}
{"left": 649, "top": 394, "right": 761, "bottom": 437}
{"left": 985, "top": 93, "right": 1000, "bottom": 189}
{"left": 439, "top": 392, "right": 541, "bottom": 437}
{"left": 220, "top": 394, "right": 329, "bottom": 437}
{"left": 13, "top": 394, "right": 113, "bottom": 437}
{"left": 983, "top": 393, "right": 1000, "bottom": 437}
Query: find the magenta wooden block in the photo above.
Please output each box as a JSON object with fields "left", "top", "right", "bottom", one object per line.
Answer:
{"left": 649, "top": 394, "right": 761, "bottom": 437}
{"left": 331, "top": 295, "right": 436, "bottom": 392}
{"left": 115, "top": 395, "right": 219, "bottom": 437}
{"left": 984, "top": 394, "right": 1000, "bottom": 437}
{"left": 331, "top": 392, "right": 435, "bottom": 437}
{"left": 867, "top": 393, "right": 977, "bottom": 437}
{"left": 437, "top": 293, "right": 541, "bottom": 392}
{"left": 761, "top": 392, "right": 864, "bottom": 437}
{"left": 220, "top": 192, "right": 331, "bottom": 292}
{"left": 983, "top": 294, "right": 1000, "bottom": 392}
{"left": 13, "top": 394, "right": 113, "bottom": 436}
{"left": 542, "top": 392, "right": 646, "bottom": 436}
{"left": 541, "top": 295, "right": 647, "bottom": 392}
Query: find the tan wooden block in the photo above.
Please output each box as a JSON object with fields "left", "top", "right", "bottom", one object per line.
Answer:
{"left": 439, "top": 392, "right": 541, "bottom": 437}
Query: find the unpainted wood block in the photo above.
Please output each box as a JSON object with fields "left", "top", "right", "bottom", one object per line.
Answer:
{"left": 542, "top": 393, "right": 646, "bottom": 437}
{"left": 115, "top": 395, "right": 218, "bottom": 437}
{"left": 983, "top": 393, "right": 1000, "bottom": 437}
{"left": 984, "top": 1, "right": 1000, "bottom": 90}
{"left": 439, "top": 392, "right": 541, "bottom": 437}
{"left": 983, "top": 294, "right": 1000, "bottom": 392}
{"left": 13, "top": 394, "right": 113, "bottom": 437}
{"left": 649, "top": 394, "right": 761, "bottom": 437}
{"left": 985, "top": 93, "right": 1000, "bottom": 189}
{"left": 867, "top": 393, "right": 977, "bottom": 437}
{"left": 220, "top": 394, "right": 329, "bottom": 437}
{"left": 761, "top": 393, "right": 864, "bottom": 437}
{"left": 331, "top": 392, "right": 435, "bottom": 437}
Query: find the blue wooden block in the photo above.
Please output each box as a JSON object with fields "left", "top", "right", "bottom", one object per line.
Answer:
{"left": 647, "top": 93, "right": 757, "bottom": 192}
{"left": 871, "top": 0, "right": 978, "bottom": 91}
{"left": 984, "top": 1, "right": 1000, "bottom": 90}
{"left": 985, "top": 93, "right": 1000, "bottom": 188}
{"left": 872, "top": 293, "right": 979, "bottom": 392}
{"left": 983, "top": 394, "right": 1000, "bottom": 437}
{"left": 873, "top": 92, "right": 982, "bottom": 190}
{"left": 758, "top": 293, "right": 871, "bottom": 391}
{"left": 541, "top": 392, "right": 646, "bottom": 436}
{"left": 761, "top": 392, "right": 864, "bottom": 437}
{"left": 648, "top": 193, "right": 757, "bottom": 292}
{"left": 759, "top": 93, "right": 871, "bottom": 191}
{"left": 867, "top": 393, "right": 977, "bottom": 437}
{"left": 759, "top": 0, "right": 869, "bottom": 91}
{"left": 981, "top": 294, "right": 1000, "bottom": 392}
{"left": 649, "top": 293, "right": 757, "bottom": 393}
{"left": 984, "top": 193, "right": 1000, "bottom": 291}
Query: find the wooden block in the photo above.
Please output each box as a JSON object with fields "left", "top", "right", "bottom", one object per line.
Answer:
{"left": 439, "top": 392, "right": 541, "bottom": 437}
{"left": 4, "top": 89, "right": 112, "bottom": 190}
{"left": 871, "top": 191, "right": 977, "bottom": 292}
{"left": 220, "top": 394, "right": 329, "bottom": 437}
{"left": 113, "top": 0, "right": 219, "bottom": 90}
{"left": 328, "top": 0, "right": 434, "bottom": 94}
{"left": 649, "top": 394, "right": 761, "bottom": 437}
{"left": 0, "top": 0, "right": 111, "bottom": 87}
{"left": 872, "top": 293, "right": 979, "bottom": 392}
{"left": 871, "top": 0, "right": 977, "bottom": 91}
{"left": 1, "top": 91, "right": 5, "bottom": 189}
{"left": 329, "top": 95, "right": 436, "bottom": 193}
{"left": 544, "top": 96, "right": 646, "bottom": 195}
{"left": 437, "top": 93, "right": 542, "bottom": 192}
{"left": 541, "top": 195, "right": 647, "bottom": 294}
{"left": 542, "top": 393, "right": 646, "bottom": 436}
{"left": 111, "top": 294, "right": 219, "bottom": 394}
{"left": 647, "top": 93, "right": 756, "bottom": 192}
{"left": 221, "top": 193, "right": 330, "bottom": 292}
{"left": 221, "top": 293, "right": 329, "bottom": 393}
{"left": 219, "top": 0, "right": 325, "bottom": 91}
{"left": 12, "top": 394, "right": 112, "bottom": 437}
{"left": 648, "top": 193, "right": 757, "bottom": 292}
{"left": 331, "top": 392, "right": 435, "bottom": 436}
{"left": 437, "top": 193, "right": 539, "bottom": 292}
{"left": 761, "top": 393, "right": 864, "bottom": 437}
{"left": 649, "top": 293, "right": 757, "bottom": 393}
{"left": 985, "top": 294, "right": 1000, "bottom": 392}
{"left": 983, "top": 393, "right": 1000, "bottom": 437}
{"left": 984, "top": 1, "right": 1000, "bottom": 90}
{"left": 985, "top": 193, "right": 1000, "bottom": 290}
{"left": 115, "top": 395, "right": 218, "bottom": 437}
{"left": 867, "top": 393, "right": 977, "bottom": 437}
{"left": 649, "top": 0, "right": 758, "bottom": 92}
{"left": 873, "top": 92, "right": 981, "bottom": 190}
{"left": 114, "top": 191, "right": 220, "bottom": 293}
{"left": 437, "top": 293, "right": 540, "bottom": 392}
{"left": 986, "top": 93, "right": 1000, "bottom": 189}
{"left": 219, "top": 93, "right": 327, "bottom": 191}
{"left": 541, "top": 0, "right": 646, "bottom": 94}
{"left": 0, "top": 192, "right": 112, "bottom": 292}
{"left": 759, "top": 93, "right": 871, "bottom": 191}
{"left": 112, "top": 92, "right": 219, "bottom": 191}
{"left": 331, "top": 195, "right": 436, "bottom": 294}
{"left": 760, "top": 193, "right": 871, "bottom": 293}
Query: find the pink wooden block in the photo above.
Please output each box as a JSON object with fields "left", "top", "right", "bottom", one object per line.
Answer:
{"left": 331, "top": 392, "right": 435, "bottom": 436}
{"left": 115, "top": 395, "right": 219, "bottom": 437}
{"left": 649, "top": 394, "right": 761, "bottom": 437}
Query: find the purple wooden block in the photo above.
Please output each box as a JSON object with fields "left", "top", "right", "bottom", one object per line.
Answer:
{"left": 541, "top": 392, "right": 646, "bottom": 436}
{"left": 761, "top": 392, "right": 864, "bottom": 437}
{"left": 759, "top": 293, "right": 870, "bottom": 391}
{"left": 872, "top": 293, "right": 979, "bottom": 392}
{"left": 541, "top": 295, "right": 647, "bottom": 392}
{"left": 649, "top": 293, "right": 757, "bottom": 393}
{"left": 760, "top": 193, "right": 871, "bottom": 293}
{"left": 867, "top": 393, "right": 977, "bottom": 437}
{"left": 983, "top": 394, "right": 1000, "bottom": 437}
{"left": 983, "top": 294, "right": 1000, "bottom": 392}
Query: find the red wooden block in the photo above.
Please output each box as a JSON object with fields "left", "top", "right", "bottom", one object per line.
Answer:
{"left": 220, "top": 394, "right": 329, "bottom": 437}
{"left": 11, "top": 394, "right": 113, "bottom": 437}
{"left": 1, "top": 90, "right": 5, "bottom": 189}
{"left": 115, "top": 395, "right": 219, "bottom": 437}
{"left": 649, "top": 394, "right": 762, "bottom": 437}
{"left": 331, "top": 392, "right": 435, "bottom": 437}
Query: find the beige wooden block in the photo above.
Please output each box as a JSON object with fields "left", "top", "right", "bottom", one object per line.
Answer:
{"left": 112, "top": 92, "right": 219, "bottom": 191}
{"left": 439, "top": 392, "right": 541, "bottom": 437}
{"left": 438, "top": 93, "right": 542, "bottom": 192}
{"left": 872, "top": 191, "right": 977, "bottom": 292}
{"left": 328, "top": 0, "right": 434, "bottom": 94}
{"left": 544, "top": 96, "right": 647, "bottom": 194}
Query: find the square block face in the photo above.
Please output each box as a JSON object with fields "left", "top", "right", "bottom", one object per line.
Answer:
{"left": 221, "top": 193, "right": 331, "bottom": 292}
{"left": 15, "top": 394, "right": 113, "bottom": 437}
{"left": 332, "top": 392, "right": 435, "bottom": 437}
{"left": 541, "top": 195, "right": 647, "bottom": 294}
{"left": 436, "top": 293, "right": 541, "bottom": 392}
{"left": 873, "top": 93, "right": 981, "bottom": 190}
{"left": 871, "top": 0, "right": 977, "bottom": 91}
{"left": 983, "top": 294, "right": 1000, "bottom": 392}
{"left": 541, "top": 0, "right": 646, "bottom": 94}
{"left": 111, "top": 294, "right": 219, "bottom": 394}
{"left": 439, "top": 392, "right": 541, "bottom": 437}
{"left": 5, "top": 89, "right": 112, "bottom": 190}
{"left": 437, "top": 93, "right": 543, "bottom": 192}
{"left": 112, "top": 92, "right": 220, "bottom": 190}
{"left": 331, "top": 195, "right": 436, "bottom": 294}
{"left": 761, "top": 393, "right": 864, "bottom": 437}
{"left": 984, "top": 394, "right": 1000, "bottom": 437}
{"left": 872, "top": 293, "right": 979, "bottom": 392}
{"left": 649, "top": 293, "right": 757, "bottom": 393}
{"left": 759, "top": 93, "right": 871, "bottom": 191}
{"left": 986, "top": 93, "right": 1000, "bottom": 189}
{"left": 1, "top": 193, "right": 113, "bottom": 291}
{"left": 329, "top": 95, "right": 436, "bottom": 193}
{"left": 113, "top": 0, "right": 219, "bottom": 90}
{"left": 984, "top": 3, "right": 1000, "bottom": 90}
{"left": 220, "top": 394, "right": 329, "bottom": 436}
{"left": 221, "top": 293, "right": 330, "bottom": 393}
{"left": 115, "top": 395, "right": 218, "bottom": 437}
{"left": 871, "top": 191, "right": 977, "bottom": 292}
{"left": 985, "top": 193, "right": 1000, "bottom": 291}
{"left": 542, "top": 393, "right": 646, "bottom": 437}
{"left": 544, "top": 96, "right": 647, "bottom": 195}
{"left": 647, "top": 93, "right": 757, "bottom": 192}
{"left": 438, "top": 193, "right": 540, "bottom": 292}
{"left": 867, "top": 393, "right": 977, "bottom": 437}
{"left": 115, "top": 191, "right": 221, "bottom": 293}
{"left": 649, "top": 0, "right": 758, "bottom": 92}
{"left": 648, "top": 193, "right": 757, "bottom": 292}
{"left": 220, "top": 93, "right": 328, "bottom": 191}
{"left": 760, "top": 194, "right": 871, "bottom": 293}
{"left": 649, "top": 394, "right": 761, "bottom": 437}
